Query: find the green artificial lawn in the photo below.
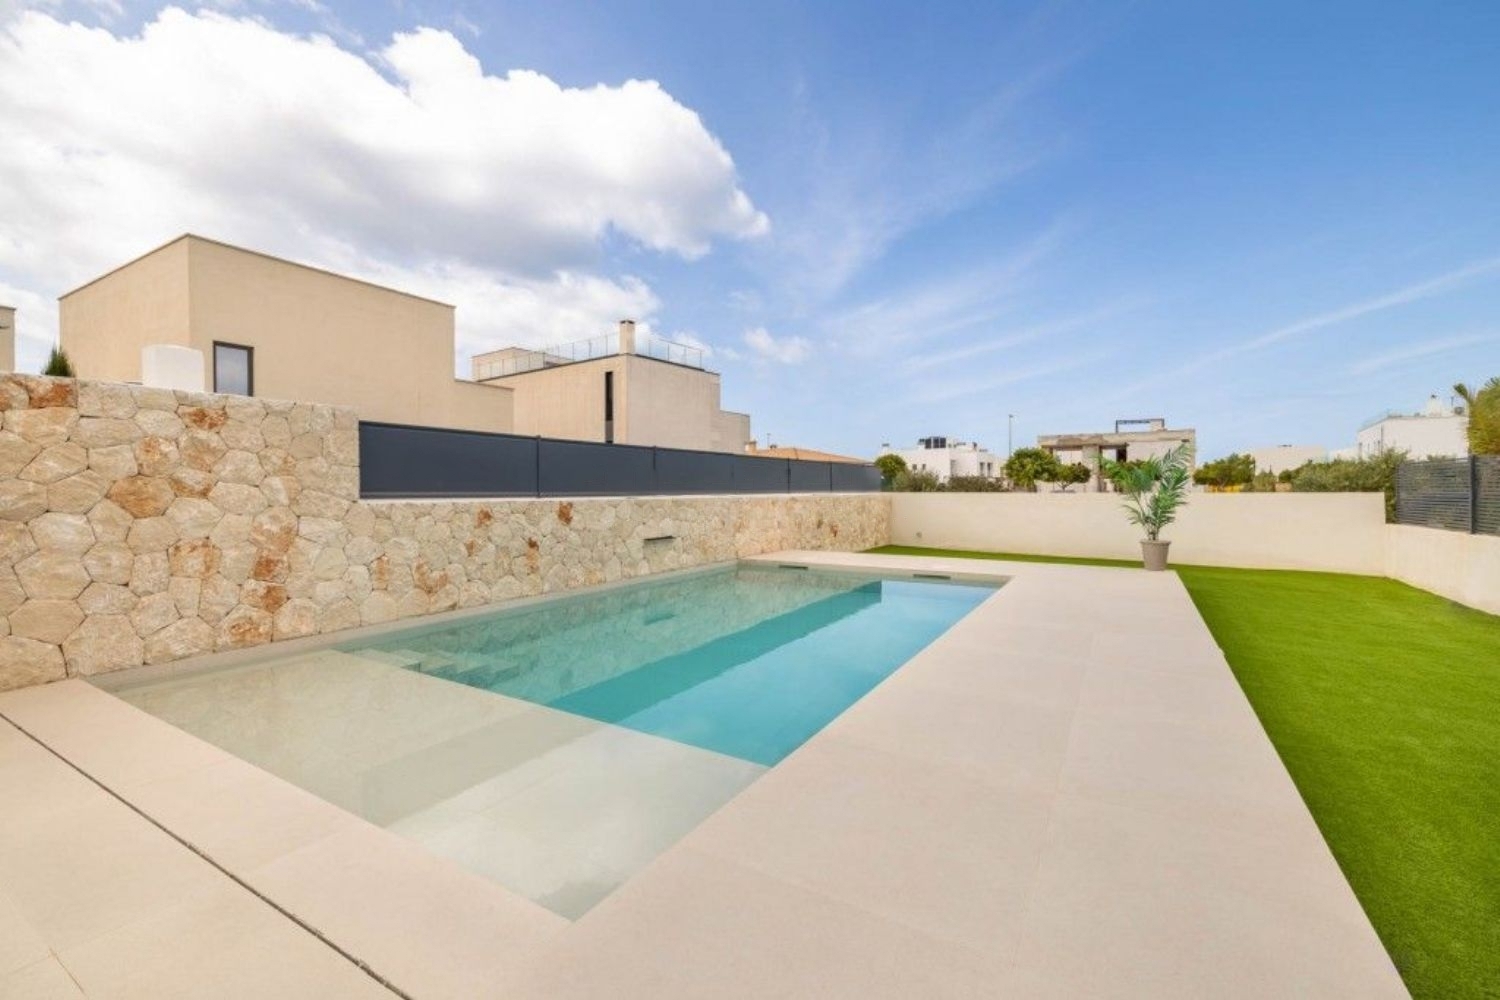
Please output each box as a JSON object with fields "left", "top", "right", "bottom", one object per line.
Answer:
{"left": 869, "top": 545, "right": 1500, "bottom": 1000}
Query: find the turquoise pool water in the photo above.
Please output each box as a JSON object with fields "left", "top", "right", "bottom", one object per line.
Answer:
{"left": 114, "top": 562, "right": 999, "bottom": 917}
{"left": 347, "top": 564, "right": 997, "bottom": 766}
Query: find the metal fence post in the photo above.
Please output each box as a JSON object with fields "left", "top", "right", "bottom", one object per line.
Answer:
{"left": 1471, "top": 455, "right": 1481, "bottom": 535}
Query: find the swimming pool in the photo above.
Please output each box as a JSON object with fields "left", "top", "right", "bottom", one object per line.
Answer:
{"left": 111, "top": 563, "right": 999, "bottom": 917}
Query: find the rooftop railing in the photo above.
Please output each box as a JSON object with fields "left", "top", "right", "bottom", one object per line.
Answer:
{"left": 473, "top": 332, "right": 705, "bottom": 381}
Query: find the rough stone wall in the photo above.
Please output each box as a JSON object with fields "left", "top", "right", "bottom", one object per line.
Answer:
{"left": 1, "top": 376, "right": 889, "bottom": 690}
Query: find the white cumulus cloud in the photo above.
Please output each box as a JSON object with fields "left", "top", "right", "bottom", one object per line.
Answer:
{"left": 743, "top": 326, "right": 809, "bottom": 364}
{"left": 0, "top": 7, "right": 767, "bottom": 369}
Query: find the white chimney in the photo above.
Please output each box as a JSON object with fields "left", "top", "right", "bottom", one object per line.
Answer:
{"left": 618, "top": 319, "right": 637, "bottom": 355}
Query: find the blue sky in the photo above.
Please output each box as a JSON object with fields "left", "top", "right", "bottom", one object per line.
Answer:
{"left": 2, "top": 1, "right": 1497, "bottom": 459}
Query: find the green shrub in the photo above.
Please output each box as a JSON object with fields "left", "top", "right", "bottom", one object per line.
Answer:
{"left": 1290, "top": 450, "right": 1405, "bottom": 520}
{"left": 874, "top": 453, "right": 908, "bottom": 487}
{"left": 891, "top": 468, "right": 942, "bottom": 492}
{"left": 42, "top": 346, "right": 74, "bottom": 377}
{"left": 1193, "top": 453, "right": 1255, "bottom": 489}
{"left": 1003, "top": 447, "right": 1062, "bottom": 492}
{"left": 1053, "top": 461, "right": 1092, "bottom": 491}
{"left": 945, "top": 475, "right": 1009, "bottom": 492}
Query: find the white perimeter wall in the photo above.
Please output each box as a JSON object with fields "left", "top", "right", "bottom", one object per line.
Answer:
{"left": 1385, "top": 524, "right": 1500, "bottom": 615}
{"left": 890, "top": 492, "right": 1389, "bottom": 575}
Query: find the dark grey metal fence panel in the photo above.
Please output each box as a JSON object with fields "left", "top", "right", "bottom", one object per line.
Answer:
{"left": 831, "top": 463, "right": 882, "bottom": 491}
{"left": 1477, "top": 456, "right": 1500, "bottom": 535}
{"left": 1395, "top": 457, "right": 1500, "bottom": 535}
{"left": 655, "top": 448, "right": 736, "bottom": 493}
{"left": 730, "top": 455, "right": 791, "bottom": 493}
{"left": 359, "top": 422, "right": 538, "bottom": 498}
{"left": 538, "top": 438, "right": 657, "bottom": 496}
{"left": 360, "top": 421, "right": 880, "bottom": 498}
{"left": 789, "top": 460, "right": 833, "bottom": 492}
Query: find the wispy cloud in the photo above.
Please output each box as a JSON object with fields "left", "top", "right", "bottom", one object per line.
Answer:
{"left": 743, "top": 326, "right": 810, "bottom": 365}
{"left": 826, "top": 219, "right": 1075, "bottom": 357}
{"left": 902, "top": 297, "right": 1147, "bottom": 374}
{"left": 911, "top": 348, "right": 1114, "bottom": 404}
{"left": 1347, "top": 331, "right": 1499, "bottom": 376}
{"left": 1112, "top": 255, "right": 1500, "bottom": 400}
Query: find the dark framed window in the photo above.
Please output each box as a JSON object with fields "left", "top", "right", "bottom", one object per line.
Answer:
{"left": 604, "top": 370, "right": 614, "bottom": 444}
{"left": 213, "top": 342, "right": 253, "bottom": 396}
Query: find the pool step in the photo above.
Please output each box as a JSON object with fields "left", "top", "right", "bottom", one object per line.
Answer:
{"left": 350, "top": 648, "right": 460, "bottom": 673}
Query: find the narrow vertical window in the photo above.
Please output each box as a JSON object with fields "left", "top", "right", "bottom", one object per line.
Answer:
{"left": 213, "top": 342, "right": 253, "bottom": 396}
{"left": 603, "top": 370, "right": 614, "bottom": 444}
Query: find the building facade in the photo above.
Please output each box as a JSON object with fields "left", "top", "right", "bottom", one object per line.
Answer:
{"left": 471, "top": 322, "right": 750, "bottom": 453}
{"left": 59, "top": 236, "right": 752, "bottom": 453}
{"left": 1353, "top": 395, "right": 1469, "bottom": 460}
{"left": 889, "top": 437, "right": 1001, "bottom": 483}
{"left": 1037, "top": 417, "right": 1197, "bottom": 492}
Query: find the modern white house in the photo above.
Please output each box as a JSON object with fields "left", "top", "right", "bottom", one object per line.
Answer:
{"left": 1247, "top": 444, "right": 1327, "bottom": 475}
{"left": 887, "top": 436, "right": 1001, "bottom": 482}
{"left": 1352, "top": 394, "right": 1469, "bottom": 460}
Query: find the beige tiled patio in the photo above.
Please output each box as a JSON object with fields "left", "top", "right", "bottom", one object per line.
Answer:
{"left": 0, "top": 551, "right": 1409, "bottom": 998}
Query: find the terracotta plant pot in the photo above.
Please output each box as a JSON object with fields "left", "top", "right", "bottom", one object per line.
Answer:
{"left": 1140, "top": 539, "right": 1171, "bottom": 571}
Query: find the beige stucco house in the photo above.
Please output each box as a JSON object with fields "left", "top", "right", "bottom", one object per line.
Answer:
{"left": 59, "top": 235, "right": 752, "bottom": 452}
{"left": 1038, "top": 417, "right": 1197, "bottom": 491}
{"left": 471, "top": 321, "right": 750, "bottom": 453}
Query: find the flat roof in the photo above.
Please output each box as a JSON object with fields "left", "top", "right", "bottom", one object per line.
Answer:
{"left": 59, "top": 234, "right": 456, "bottom": 308}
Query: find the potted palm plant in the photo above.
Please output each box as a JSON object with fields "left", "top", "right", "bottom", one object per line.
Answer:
{"left": 1101, "top": 444, "right": 1193, "bottom": 570}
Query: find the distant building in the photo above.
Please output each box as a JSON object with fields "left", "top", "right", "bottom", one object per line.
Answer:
{"left": 888, "top": 437, "right": 1001, "bottom": 482}
{"left": 1353, "top": 394, "right": 1468, "bottom": 460}
{"left": 1246, "top": 444, "right": 1326, "bottom": 475}
{"left": 1037, "top": 417, "right": 1197, "bottom": 492}
{"left": 746, "top": 443, "right": 868, "bottom": 464}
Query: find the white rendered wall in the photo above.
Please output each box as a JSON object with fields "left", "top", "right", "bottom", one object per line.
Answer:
{"left": 1385, "top": 524, "right": 1500, "bottom": 614}
{"left": 1356, "top": 416, "right": 1468, "bottom": 459}
{"left": 890, "top": 492, "right": 1388, "bottom": 574}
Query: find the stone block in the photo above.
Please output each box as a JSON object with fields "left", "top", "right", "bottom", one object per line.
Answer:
{"left": 145, "top": 618, "right": 214, "bottom": 664}
{"left": 72, "top": 417, "right": 142, "bottom": 449}
{"left": 29, "top": 513, "right": 95, "bottom": 555}
{"left": 0, "top": 480, "right": 46, "bottom": 522}
{"left": 0, "top": 636, "right": 66, "bottom": 690}
{"left": 83, "top": 542, "right": 135, "bottom": 585}
{"left": 127, "top": 516, "right": 179, "bottom": 554}
{"left": 129, "top": 591, "right": 180, "bottom": 637}
{"left": 77, "top": 381, "right": 139, "bottom": 419}
{"left": 78, "top": 582, "right": 138, "bottom": 616}
{"left": 88, "top": 444, "right": 139, "bottom": 481}
{"left": 63, "top": 614, "right": 144, "bottom": 675}
{"left": 45, "top": 471, "right": 109, "bottom": 514}
{"left": 107, "top": 475, "right": 176, "bottom": 518}
{"left": 166, "top": 497, "right": 223, "bottom": 539}
{"left": 15, "top": 551, "right": 91, "bottom": 600}
{"left": 5, "top": 407, "right": 77, "bottom": 446}
{"left": 134, "top": 435, "right": 181, "bottom": 477}
{"left": 19, "top": 442, "right": 87, "bottom": 484}
{"left": 9, "top": 599, "right": 85, "bottom": 644}
{"left": 0, "top": 431, "right": 41, "bottom": 478}
{"left": 215, "top": 607, "right": 273, "bottom": 650}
